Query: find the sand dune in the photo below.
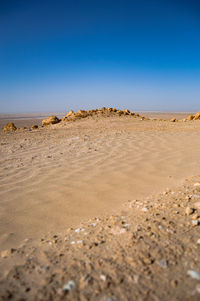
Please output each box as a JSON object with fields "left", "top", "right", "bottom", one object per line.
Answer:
{"left": 1, "top": 116, "right": 200, "bottom": 252}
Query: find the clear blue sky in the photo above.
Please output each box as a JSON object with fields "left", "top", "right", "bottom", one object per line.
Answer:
{"left": 0, "top": 0, "right": 200, "bottom": 113}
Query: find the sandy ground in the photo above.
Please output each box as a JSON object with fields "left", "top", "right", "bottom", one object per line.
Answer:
{"left": 0, "top": 114, "right": 200, "bottom": 300}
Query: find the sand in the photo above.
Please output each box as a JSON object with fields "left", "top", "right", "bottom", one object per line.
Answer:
{"left": 1, "top": 113, "right": 200, "bottom": 300}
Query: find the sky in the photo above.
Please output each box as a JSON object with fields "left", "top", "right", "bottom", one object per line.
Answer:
{"left": 0, "top": 0, "right": 200, "bottom": 113}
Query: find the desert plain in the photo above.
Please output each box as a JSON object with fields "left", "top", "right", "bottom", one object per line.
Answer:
{"left": 1, "top": 109, "right": 200, "bottom": 300}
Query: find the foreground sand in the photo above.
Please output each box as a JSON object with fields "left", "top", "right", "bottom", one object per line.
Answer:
{"left": 1, "top": 114, "right": 200, "bottom": 300}
{"left": 1, "top": 175, "right": 200, "bottom": 300}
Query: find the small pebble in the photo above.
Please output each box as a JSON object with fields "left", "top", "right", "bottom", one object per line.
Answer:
{"left": 192, "top": 220, "right": 199, "bottom": 226}
{"left": 141, "top": 207, "right": 148, "bottom": 212}
{"left": 100, "top": 274, "right": 106, "bottom": 281}
{"left": 185, "top": 207, "right": 194, "bottom": 216}
{"left": 75, "top": 227, "right": 85, "bottom": 233}
{"left": 63, "top": 280, "right": 76, "bottom": 292}
{"left": 187, "top": 270, "right": 200, "bottom": 280}
{"left": 157, "top": 259, "right": 168, "bottom": 268}
{"left": 197, "top": 239, "right": 200, "bottom": 245}
{"left": 194, "top": 183, "right": 200, "bottom": 187}
{"left": 77, "top": 240, "right": 83, "bottom": 244}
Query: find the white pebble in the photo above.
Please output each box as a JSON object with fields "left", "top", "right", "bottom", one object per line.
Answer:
{"left": 141, "top": 207, "right": 148, "bottom": 212}
{"left": 77, "top": 240, "right": 83, "bottom": 244}
{"left": 63, "top": 280, "right": 76, "bottom": 292}
{"left": 192, "top": 220, "right": 199, "bottom": 226}
{"left": 100, "top": 274, "right": 106, "bottom": 281}
{"left": 187, "top": 270, "right": 200, "bottom": 280}
{"left": 75, "top": 227, "right": 85, "bottom": 233}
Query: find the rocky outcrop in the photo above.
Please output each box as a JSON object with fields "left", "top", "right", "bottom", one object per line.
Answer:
{"left": 186, "top": 112, "right": 200, "bottom": 121}
{"left": 42, "top": 116, "right": 60, "bottom": 126}
{"left": 2, "top": 122, "right": 17, "bottom": 132}
{"left": 62, "top": 107, "right": 145, "bottom": 122}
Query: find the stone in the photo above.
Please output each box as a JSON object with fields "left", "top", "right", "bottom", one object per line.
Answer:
{"left": 187, "top": 115, "right": 194, "bottom": 121}
{"left": 123, "top": 109, "right": 130, "bottom": 115}
{"left": 170, "top": 118, "right": 176, "bottom": 122}
{"left": 75, "top": 110, "right": 88, "bottom": 118}
{"left": 187, "top": 270, "right": 200, "bottom": 280}
{"left": 42, "top": 116, "right": 60, "bottom": 126}
{"left": 185, "top": 207, "right": 194, "bottom": 215}
{"left": 157, "top": 259, "right": 168, "bottom": 268}
{"left": 3, "top": 122, "right": 17, "bottom": 132}
{"left": 192, "top": 213, "right": 199, "bottom": 220}
{"left": 63, "top": 280, "right": 76, "bottom": 292}
{"left": 192, "top": 220, "right": 199, "bottom": 226}
{"left": 194, "top": 112, "right": 200, "bottom": 120}
{"left": 31, "top": 125, "right": 38, "bottom": 129}
{"left": 1, "top": 249, "right": 10, "bottom": 258}
{"left": 66, "top": 110, "right": 74, "bottom": 117}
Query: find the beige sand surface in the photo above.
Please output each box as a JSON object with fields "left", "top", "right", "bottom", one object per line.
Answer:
{"left": 1, "top": 114, "right": 200, "bottom": 300}
{"left": 0, "top": 115, "right": 200, "bottom": 253}
{"left": 1, "top": 170, "right": 200, "bottom": 300}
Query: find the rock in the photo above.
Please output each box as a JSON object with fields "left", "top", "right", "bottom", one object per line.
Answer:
{"left": 194, "top": 183, "right": 200, "bottom": 187}
{"left": 187, "top": 115, "right": 194, "bottom": 121}
{"left": 75, "top": 110, "right": 88, "bottom": 118}
{"left": 192, "top": 220, "right": 199, "bottom": 226}
{"left": 100, "top": 274, "right": 106, "bottom": 281}
{"left": 187, "top": 270, "right": 200, "bottom": 280}
{"left": 170, "top": 118, "right": 176, "bottom": 122}
{"left": 192, "top": 213, "right": 199, "bottom": 220}
{"left": 157, "top": 259, "right": 168, "bottom": 268}
{"left": 123, "top": 109, "right": 130, "bottom": 115}
{"left": 1, "top": 248, "right": 16, "bottom": 258}
{"left": 185, "top": 207, "right": 195, "bottom": 215}
{"left": 74, "top": 227, "right": 85, "bottom": 233}
{"left": 42, "top": 116, "right": 60, "bottom": 126}
{"left": 66, "top": 110, "right": 74, "bottom": 117}
{"left": 3, "top": 122, "right": 17, "bottom": 132}
{"left": 63, "top": 280, "right": 76, "bottom": 292}
{"left": 1, "top": 249, "right": 10, "bottom": 258}
{"left": 31, "top": 125, "right": 38, "bottom": 129}
{"left": 194, "top": 112, "right": 200, "bottom": 120}
{"left": 197, "top": 238, "right": 200, "bottom": 244}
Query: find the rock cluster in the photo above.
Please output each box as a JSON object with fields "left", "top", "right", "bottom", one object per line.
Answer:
{"left": 187, "top": 111, "right": 200, "bottom": 121}
{"left": 2, "top": 122, "right": 17, "bottom": 132}
{"left": 62, "top": 107, "right": 144, "bottom": 122}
